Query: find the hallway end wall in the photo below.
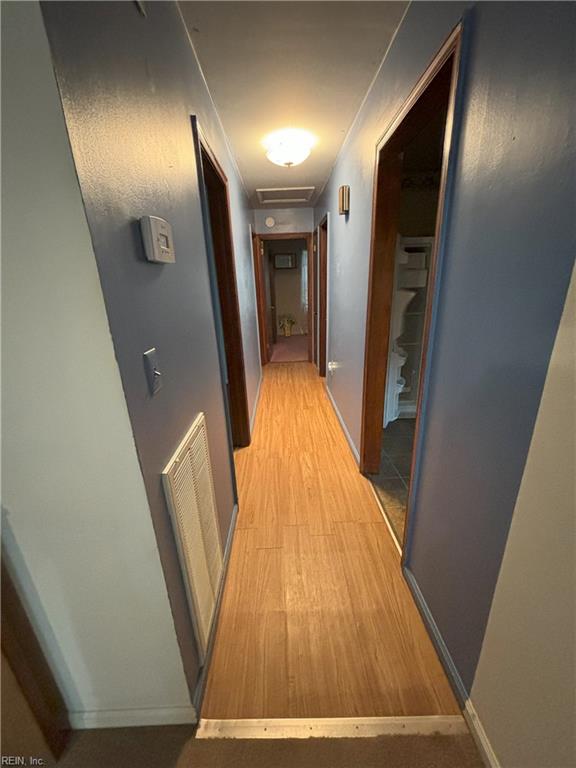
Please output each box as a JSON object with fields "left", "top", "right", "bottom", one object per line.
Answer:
{"left": 314, "top": 0, "right": 575, "bottom": 700}
{"left": 253, "top": 207, "right": 314, "bottom": 235}
{"left": 40, "top": 0, "right": 260, "bottom": 694}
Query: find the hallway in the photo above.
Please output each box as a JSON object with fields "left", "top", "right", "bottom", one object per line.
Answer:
{"left": 270, "top": 334, "right": 309, "bottom": 363}
{"left": 202, "top": 363, "right": 459, "bottom": 721}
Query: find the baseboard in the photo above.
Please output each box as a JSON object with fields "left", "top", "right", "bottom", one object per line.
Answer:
{"left": 69, "top": 705, "right": 197, "bottom": 730}
{"left": 324, "top": 383, "right": 360, "bottom": 464}
{"left": 463, "top": 699, "right": 501, "bottom": 768}
{"left": 193, "top": 502, "right": 239, "bottom": 712}
{"left": 402, "top": 568, "right": 502, "bottom": 767}
{"left": 250, "top": 373, "right": 263, "bottom": 435}
{"left": 196, "top": 715, "right": 467, "bottom": 739}
{"left": 223, "top": 502, "right": 239, "bottom": 564}
{"left": 402, "top": 566, "right": 468, "bottom": 705}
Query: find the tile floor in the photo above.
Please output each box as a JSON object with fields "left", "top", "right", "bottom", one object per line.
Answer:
{"left": 368, "top": 419, "right": 416, "bottom": 546}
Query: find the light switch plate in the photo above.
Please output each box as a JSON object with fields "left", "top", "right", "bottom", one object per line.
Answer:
{"left": 143, "top": 348, "right": 163, "bottom": 396}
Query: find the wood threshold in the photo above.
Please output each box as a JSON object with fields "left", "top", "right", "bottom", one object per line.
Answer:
{"left": 197, "top": 716, "right": 467, "bottom": 739}
{"left": 367, "top": 481, "right": 403, "bottom": 556}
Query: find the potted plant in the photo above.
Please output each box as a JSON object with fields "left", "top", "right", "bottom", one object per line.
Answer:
{"left": 279, "top": 315, "right": 296, "bottom": 337}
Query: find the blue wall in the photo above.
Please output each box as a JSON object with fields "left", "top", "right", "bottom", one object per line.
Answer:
{"left": 315, "top": 1, "right": 575, "bottom": 691}
{"left": 41, "top": 0, "right": 260, "bottom": 690}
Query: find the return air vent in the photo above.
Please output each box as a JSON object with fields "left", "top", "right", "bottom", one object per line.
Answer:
{"left": 162, "top": 412, "right": 223, "bottom": 662}
{"left": 256, "top": 186, "right": 315, "bottom": 205}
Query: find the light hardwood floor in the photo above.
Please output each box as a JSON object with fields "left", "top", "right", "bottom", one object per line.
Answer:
{"left": 202, "top": 363, "right": 459, "bottom": 718}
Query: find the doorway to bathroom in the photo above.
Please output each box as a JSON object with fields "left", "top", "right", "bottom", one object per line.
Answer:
{"left": 360, "top": 28, "right": 461, "bottom": 550}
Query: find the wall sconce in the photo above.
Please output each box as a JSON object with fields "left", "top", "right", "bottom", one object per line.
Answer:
{"left": 338, "top": 185, "right": 350, "bottom": 215}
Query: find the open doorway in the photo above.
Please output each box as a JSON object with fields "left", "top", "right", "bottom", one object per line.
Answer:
{"left": 360, "top": 29, "right": 461, "bottom": 549}
{"left": 197, "top": 134, "right": 251, "bottom": 447}
{"left": 253, "top": 232, "right": 313, "bottom": 364}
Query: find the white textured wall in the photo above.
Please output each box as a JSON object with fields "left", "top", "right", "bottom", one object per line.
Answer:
{"left": 253, "top": 207, "right": 314, "bottom": 234}
{"left": 1, "top": 2, "right": 192, "bottom": 727}
{"left": 470, "top": 266, "right": 576, "bottom": 768}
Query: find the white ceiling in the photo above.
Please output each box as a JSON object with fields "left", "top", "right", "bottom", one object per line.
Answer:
{"left": 180, "top": 1, "right": 407, "bottom": 208}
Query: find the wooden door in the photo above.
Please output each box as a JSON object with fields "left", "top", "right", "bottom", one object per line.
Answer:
{"left": 201, "top": 145, "right": 251, "bottom": 447}
{"left": 318, "top": 218, "right": 328, "bottom": 376}
{"left": 262, "top": 245, "right": 274, "bottom": 359}
{"left": 312, "top": 230, "right": 318, "bottom": 365}
{"left": 1, "top": 560, "right": 70, "bottom": 759}
{"left": 268, "top": 253, "right": 277, "bottom": 345}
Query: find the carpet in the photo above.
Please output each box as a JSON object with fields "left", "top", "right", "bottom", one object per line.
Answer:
{"left": 54, "top": 729, "right": 484, "bottom": 768}
{"left": 270, "top": 334, "right": 308, "bottom": 362}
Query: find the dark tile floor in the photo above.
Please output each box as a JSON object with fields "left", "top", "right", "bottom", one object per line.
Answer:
{"left": 368, "top": 419, "right": 416, "bottom": 546}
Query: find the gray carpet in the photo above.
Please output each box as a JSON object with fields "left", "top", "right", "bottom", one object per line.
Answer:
{"left": 55, "top": 727, "right": 484, "bottom": 768}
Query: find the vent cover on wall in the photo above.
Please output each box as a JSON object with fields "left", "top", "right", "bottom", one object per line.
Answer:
{"left": 162, "top": 412, "right": 223, "bottom": 661}
{"left": 256, "top": 186, "right": 315, "bottom": 205}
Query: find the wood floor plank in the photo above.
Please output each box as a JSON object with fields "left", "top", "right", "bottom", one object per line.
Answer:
{"left": 202, "top": 363, "right": 459, "bottom": 718}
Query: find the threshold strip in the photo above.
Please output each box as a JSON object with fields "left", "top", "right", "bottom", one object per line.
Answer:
{"left": 196, "top": 715, "right": 467, "bottom": 739}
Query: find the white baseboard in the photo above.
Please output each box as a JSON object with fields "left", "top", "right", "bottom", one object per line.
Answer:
{"left": 402, "top": 567, "right": 468, "bottom": 704}
{"left": 69, "top": 705, "right": 197, "bottom": 730}
{"left": 324, "top": 383, "right": 360, "bottom": 463}
{"left": 197, "top": 715, "right": 467, "bottom": 739}
{"left": 463, "top": 700, "right": 501, "bottom": 768}
{"left": 402, "top": 570, "right": 501, "bottom": 767}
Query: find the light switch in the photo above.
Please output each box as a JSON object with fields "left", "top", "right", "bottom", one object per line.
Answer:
{"left": 143, "top": 348, "right": 163, "bottom": 396}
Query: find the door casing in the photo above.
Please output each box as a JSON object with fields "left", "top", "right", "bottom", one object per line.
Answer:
{"left": 196, "top": 128, "right": 251, "bottom": 448}
{"left": 359, "top": 25, "right": 464, "bottom": 558}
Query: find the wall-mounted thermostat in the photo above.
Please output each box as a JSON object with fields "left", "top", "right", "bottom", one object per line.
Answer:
{"left": 140, "top": 216, "right": 175, "bottom": 263}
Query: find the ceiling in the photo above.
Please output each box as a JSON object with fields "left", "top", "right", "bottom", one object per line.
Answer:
{"left": 180, "top": 2, "right": 407, "bottom": 208}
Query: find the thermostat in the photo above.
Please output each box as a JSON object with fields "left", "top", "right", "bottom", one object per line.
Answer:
{"left": 140, "top": 216, "right": 175, "bottom": 263}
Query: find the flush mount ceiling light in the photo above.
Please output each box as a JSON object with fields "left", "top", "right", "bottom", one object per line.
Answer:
{"left": 262, "top": 128, "right": 317, "bottom": 168}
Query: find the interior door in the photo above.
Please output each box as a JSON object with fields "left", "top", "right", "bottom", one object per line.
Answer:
{"left": 1, "top": 560, "right": 70, "bottom": 759}
{"left": 261, "top": 243, "right": 274, "bottom": 360}
{"left": 268, "top": 254, "right": 277, "bottom": 344}
{"left": 312, "top": 230, "right": 318, "bottom": 365}
{"left": 318, "top": 218, "right": 328, "bottom": 376}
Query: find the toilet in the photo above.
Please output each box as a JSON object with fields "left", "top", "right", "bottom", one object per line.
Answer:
{"left": 383, "top": 289, "right": 415, "bottom": 427}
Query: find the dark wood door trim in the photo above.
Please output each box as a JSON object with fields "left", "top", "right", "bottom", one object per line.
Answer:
{"left": 252, "top": 233, "right": 269, "bottom": 365}
{"left": 318, "top": 217, "right": 328, "bottom": 377}
{"left": 198, "top": 134, "right": 251, "bottom": 447}
{"left": 312, "top": 229, "right": 319, "bottom": 365}
{"left": 359, "top": 26, "right": 463, "bottom": 550}
{"left": 360, "top": 151, "right": 403, "bottom": 473}
{"left": 255, "top": 232, "right": 314, "bottom": 363}
{"left": 2, "top": 559, "right": 71, "bottom": 758}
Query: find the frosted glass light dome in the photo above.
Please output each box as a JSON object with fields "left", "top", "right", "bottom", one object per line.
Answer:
{"left": 262, "top": 128, "right": 317, "bottom": 167}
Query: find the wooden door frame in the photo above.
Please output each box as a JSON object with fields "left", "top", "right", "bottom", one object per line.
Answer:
{"left": 196, "top": 125, "right": 251, "bottom": 448}
{"left": 2, "top": 558, "right": 71, "bottom": 758}
{"left": 253, "top": 231, "right": 314, "bottom": 364}
{"left": 317, "top": 216, "right": 328, "bottom": 377}
{"left": 359, "top": 26, "right": 463, "bottom": 549}
{"left": 312, "top": 229, "right": 319, "bottom": 365}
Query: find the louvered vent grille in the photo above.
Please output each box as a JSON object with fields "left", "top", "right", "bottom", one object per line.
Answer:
{"left": 162, "top": 413, "right": 223, "bottom": 661}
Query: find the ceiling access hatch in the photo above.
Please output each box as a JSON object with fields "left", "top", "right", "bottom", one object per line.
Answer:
{"left": 256, "top": 187, "right": 315, "bottom": 205}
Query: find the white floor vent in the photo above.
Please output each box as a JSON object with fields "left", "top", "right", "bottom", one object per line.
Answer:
{"left": 162, "top": 412, "right": 223, "bottom": 662}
